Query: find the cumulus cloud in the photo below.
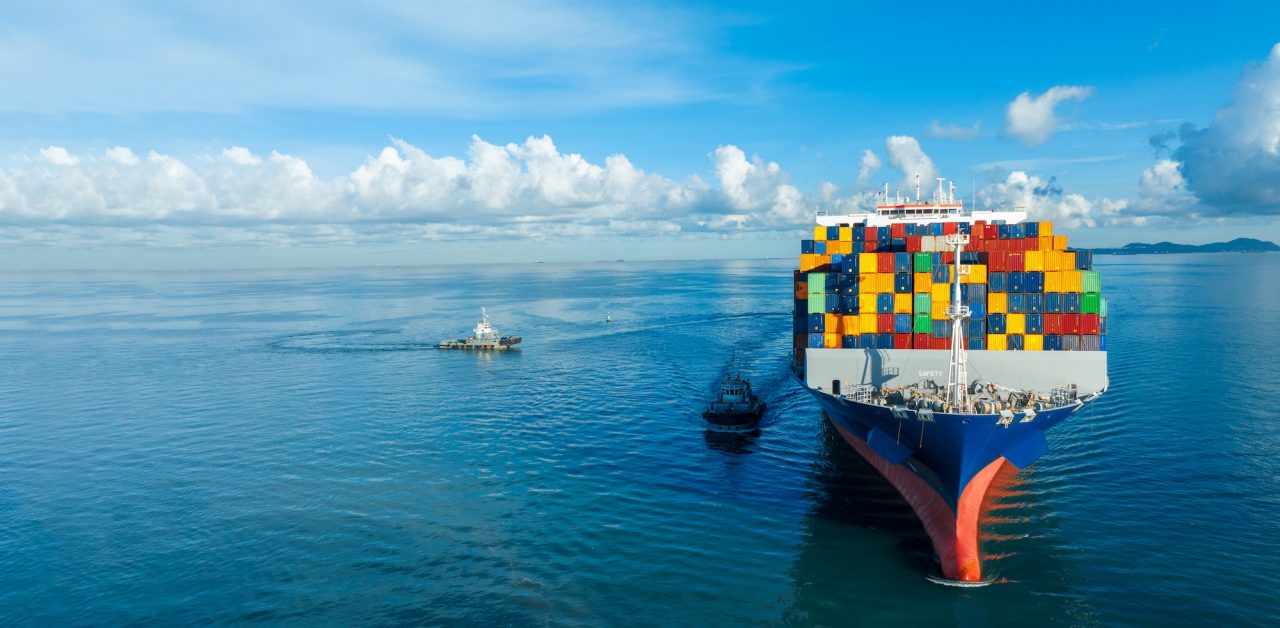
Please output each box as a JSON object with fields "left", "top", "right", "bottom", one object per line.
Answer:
{"left": 1005, "top": 85, "right": 1094, "bottom": 147}
{"left": 926, "top": 120, "right": 981, "bottom": 141}
{"left": 1171, "top": 43, "right": 1280, "bottom": 215}
{"left": 0, "top": 135, "right": 841, "bottom": 246}
{"left": 885, "top": 135, "right": 938, "bottom": 197}
{"left": 977, "top": 170, "right": 1128, "bottom": 228}
{"left": 856, "top": 149, "right": 881, "bottom": 184}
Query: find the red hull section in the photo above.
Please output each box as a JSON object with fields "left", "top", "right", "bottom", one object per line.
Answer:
{"left": 831, "top": 420, "right": 1006, "bottom": 582}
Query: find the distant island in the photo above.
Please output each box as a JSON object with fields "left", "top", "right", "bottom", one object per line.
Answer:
{"left": 1092, "top": 237, "right": 1279, "bottom": 255}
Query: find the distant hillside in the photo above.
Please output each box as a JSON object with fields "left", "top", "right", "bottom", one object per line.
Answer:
{"left": 1093, "top": 238, "right": 1280, "bottom": 255}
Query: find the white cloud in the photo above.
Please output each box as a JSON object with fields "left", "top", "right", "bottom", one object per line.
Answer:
{"left": 885, "top": 135, "right": 937, "bottom": 197}
{"left": 1171, "top": 43, "right": 1280, "bottom": 215}
{"left": 1005, "top": 85, "right": 1094, "bottom": 147}
{"left": 856, "top": 149, "right": 881, "bottom": 184}
{"left": 977, "top": 171, "right": 1129, "bottom": 228}
{"left": 0, "top": 135, "right": 841, "bottom": 245}
{"left": 926, "top": 120, "right": 981, "bottom": 141}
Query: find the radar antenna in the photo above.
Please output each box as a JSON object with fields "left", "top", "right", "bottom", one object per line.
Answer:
{"left": 944, "top": 234, "right": 972, "bottom": 410}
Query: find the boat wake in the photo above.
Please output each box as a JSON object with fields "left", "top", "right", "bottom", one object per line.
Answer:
{"left": 925, "top": 575, "right": 1000, "bottom": 588}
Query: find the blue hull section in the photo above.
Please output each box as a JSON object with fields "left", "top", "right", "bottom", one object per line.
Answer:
{"left": 809, "top": 392, "right": 1079, "bottom": 510}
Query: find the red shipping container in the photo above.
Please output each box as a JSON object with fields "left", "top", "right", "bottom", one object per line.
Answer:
{"left": 877, "top": 253, "right": 895, "bottom": 273}
{"left": 1064, "top": 313, "right": 1081, "bottom": 335}
{"left": 913, "top": 333, "right": 931, "bottom": 348}
{"left": 934, "top": 336, "right": 951, "bottom": 350}
{"left": 972, "top": 220, "right": 986, "bottom": 236}
{"left": 1044, "top": 314, "right": 1064, "bottom": 334}
{"left": 877, "top": 313, "right": 894, "bottom": 334}
{"left": 985, "top": 224, "right": 1000, "bottom": 239}
{"left": 942, "top": 222, "right": 957, "bottom": 235}
{"left": 863, "top": 226, "right": 878, "bottom": 242}
{"left": 988, "top": 251, "right": 1004, "bottom": 272}
{"left": 893, "top": 333, "right": 911, "bottom": 349}
{"left": 864, "top": 239, "right": 878, "bottom": 252}
{"left": 891, "top": 223, "right": 906, "bottom": 239}
{"left": 907, "top": 236, "right": 922, "bottom": 252}
{"left": 1025, "top": 237, "right": 1040, "bottom": 251}
{"left": 940, "top": 251, "right": 955, "bottom": 265}
{"left": 1081, "top": 314, "right": 1099, "bottom": 335}
{"left": 1007, "top": 252, "right": 1025, "bottom": 272}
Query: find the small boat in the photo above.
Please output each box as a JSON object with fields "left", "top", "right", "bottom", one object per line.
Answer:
{"left": 438, "top": 308, "right": 522, "bottom": 350}
{"left": 702, "top": 372, "right": 766, "bottom": 428}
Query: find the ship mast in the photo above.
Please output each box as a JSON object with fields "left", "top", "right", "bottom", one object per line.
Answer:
{"left": 945, "top": 233, "right": 971, "bottom": 410}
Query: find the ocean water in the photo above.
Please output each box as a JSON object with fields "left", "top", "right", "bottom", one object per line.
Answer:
{"left": 1, "top": 254, "right": 1277, "bottom": 626}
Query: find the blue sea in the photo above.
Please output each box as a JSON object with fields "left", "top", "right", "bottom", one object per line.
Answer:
{"left": 1, "top": 254, "right": 1277, "bottom": 626}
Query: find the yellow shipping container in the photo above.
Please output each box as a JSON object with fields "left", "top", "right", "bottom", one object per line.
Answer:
{"left": 1024, "top": 333, "right": 1043, "bottom": 351}
{"left": 1038, "top": 221, "right": 1053, "bottom": 237}
{"left": 1064, "top": 270, "right": 1083, "bottom": 292}
{"left": 1047, "top": 251, "right": 1063, "bottom": 272}
{"left": 838, "top": 226, "right": 853, "bottom": 242}
{"left": 859, "top": 253, "right": 878, "bottom": 272}
{"left": 814, "top": 226, "right": 827, "bottom": 241}
{"left": 824, "top": 332, "right": 840, "bottom": 349}
{"left": 914, "top": 272, "right": 932, "bottom": 293}
{"left": 1061, "top": 251, "right": 1076, "bottom": 271}
{"left": 1039, "top": 236, "right": 1054, "bottom": 251}
{"left": 967, "top": 264, "right": 987, "bottom": 284}
{"left": 1054, "top": 235, "right": 1068, "bottom": 250}
{"left": 858, "top": 273, "right": 878, "bottom": 294}
{"left": 1007, "top": 313, "right": 1026, "bottom": 335}
{"left": 1024, "top": 250, "right": 1045, "bottom": 272}
{"left": 825, "top": 313, "right": 840, "bottom": 332}
{"left": 987, "top": 334, "right": 1007, "bottom": 351}
{"left": 880, "top": 273, "right": 896, "bottom": 293}
{"left": 859, "top": 293, "right": 878, "bottom": 313}
{"left": 931, "top": 282, "right": 951, "bottom": 304}
{"left": 1044, "top": 271, "right": 1063, "bottom": 292}
{"left": 799, "top": 254, "right": 819, "bottom": 272}
{"left": 859, "top": 313, "right": 878, "bottom": 334}
{"left": 931, "top": 302, "right": 949, "bottom": 319}
{"left": 894, "top": 293, "right": 912, "bottom": 314}
{"left": 989, "top": 292, "right": 1008, "bottom": 314}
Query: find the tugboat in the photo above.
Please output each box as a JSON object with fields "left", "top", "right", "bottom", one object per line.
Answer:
{"left": 702, "top": 371, "right": 766, "bottom": 428}
{"left": 438, "top": 308, "right": 522, "bottom": 350}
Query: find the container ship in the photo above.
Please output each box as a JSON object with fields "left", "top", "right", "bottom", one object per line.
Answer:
{"left": 792, "top": 178, "right": 1108, "bottom": 583}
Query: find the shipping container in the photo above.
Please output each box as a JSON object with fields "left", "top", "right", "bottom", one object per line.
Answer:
{"left": 842, "top": 334, "right": 860, "bottom": 349}
{"left": 1064, "top": 292, "right": 1082, "bottom": 314}
{"left": 988, "top": 313, "right": 1007, "bottom": 334}
{"left": 894, "top": 314, "right": 913, "bottom": 334}
{"left": 987, "top": 333, "right": 1007, "bottom": 351}
{"left": 1025, "top": 292, "right": 1043, "bottom": 313}
{"left": 1082, "top": 292, "right": 1100, "bottom": 314}
{"left": 913, "top": 252, "right": 933, "bottom": 272}
{"left": 877, "top": 293, "right": 894, "bottom": 313}
{"left": 876, "top": 313, "right": 894, "bottom": 334}
{"left": 1008, "top": 333, "right": 1025, "bottom": 351}
{"left": 894, "top": 293, "right": 913, "bottom": 314}
{"left": 989, "top": 292, "right": 1007, "bottom": 314}
{"left": 913, "top": 272, "right": 932, "bottom": 293}
{"left": 1008, "top": 292, "right": 1025, "bottom": 314}
{"left": 914, "top": 312, "right": 933, "bottom": 334}
{"left": 1026, "top": 313, "right": 1044, "bottom": 334}
{"left": 1044, "top": 334, "right": 1063, "bottom": 351}
{"left": 824, "top": 332, "right": 841, "bottom": 349}
{"left": 809, "top": 333, "right": 825, "bottom": 348}
{"left": 932, "top": 319, "right": 950, "bottom": 338}
{"left": 1024, "top": 333, "right": 1043, "bottom": 351}
{"left": 1007, "top": 313, "right": 1025, "bottom": 335}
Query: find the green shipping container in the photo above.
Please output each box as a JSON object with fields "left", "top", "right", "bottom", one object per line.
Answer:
{"left": 914, "top": 252, "right": 932, "bottom": 272}
{"left": 1082, "top": 270, "right": 1101, "bottom": 293}
{"left": 1082, "top": 292, "right": 1101, "bottom": 314}
{"left": 1100, "top": 297, "right": 1108, "bottom": 317}
{"left": 808, "top": 272, "right": 828, "bottom": 295}
{"left": 914, "top": 312, "right": 932, "bottom": 333}
{"left": 807, "top": 292, "right": 825, "bottom": 314}
{"left": 913, "top": 292, "right": 931, "bottom": 313}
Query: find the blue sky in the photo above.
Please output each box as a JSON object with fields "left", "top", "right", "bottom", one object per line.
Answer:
{"left": 2, "top": 0, "right": 1280, "bottom": 268}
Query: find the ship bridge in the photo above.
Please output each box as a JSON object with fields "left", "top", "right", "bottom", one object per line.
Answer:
{"left": 817, "top": 176, "right": 1028, "bottom": 228}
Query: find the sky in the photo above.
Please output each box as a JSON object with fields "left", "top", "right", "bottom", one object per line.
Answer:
{"left": 3, "top": 0, "right": 1280, "bottom": 269}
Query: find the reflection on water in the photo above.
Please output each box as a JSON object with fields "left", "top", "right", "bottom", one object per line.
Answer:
{"left": 702, "top": 426, "right": 761, "bottom": 456}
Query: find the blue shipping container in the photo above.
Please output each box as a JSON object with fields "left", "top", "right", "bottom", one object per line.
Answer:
{"left": 842, "top": 335, "right": 861, "bottom": 349}
{"left": 988, "top": 272, "right": 1008, "bottom": 293}
{"left": 1008, "top": 333, "right": 1025, "bottom": 351}
{"left": 1025, "top": 293, "right": 1044, "bottom": 313}
{"left": 809, "top": 312, "right": 825, "bottom": 332}
{"left": 827, "top": 226, "right": 839, "bottom": 240}
{"left": 801, "top": 240, "right": 815, "bottom": 254}
{"left": 815, "top": 241, "right": 826, "bottom": 254}
{"left": 1025, "top": 222, "right": 1039, "bottom": 238}
{"left": 877, "top": 293, "right": 894, "bottom": 313}
{"left": 966, "top": 319, "right": 986, "bottom": 338}
{"left": 988, "top": 313, "right": 1007, "bottom": 334}
{"left": 1065, "top": 292, "right": 1082, "bottom": 314}
{"left": 894, "top": 273, "right": 913, "bottom": 293}
{"left": 809, "top": 334, "right": 825, "bottom": 349}
{"left": 1024, "top": 271, "right": 1044, "bottom": 293}
{"left": 1008, "top": 292, "right": 1025, "bottom": 314}
{"left": 1045, "top": 292, "right": 1064, "bottom": 313}
{"left": 1045, "top": 334, "right": 1063, "bottom": 351}
{"left": 1026, "top": 313, "right": 1044, "bottom": 334}
{"left": 895, "top": 253, "right": 912, "bottom": 273}
{"left": 969, "top": 336, "right": 986, "bottom": 350}
{"left": 1008, "top": 272, "right": 1025, "bottom": 293}
{"left": 876, "top": 333, "right": 894, "bottom": 349}
{"left": 969, "top": 301, "right": 987, "bottom": 320}
{"left": 932, "top": 319, "right": 950, "bottom": 338}
{"left": 894, "top": 314, "right": 912, "bottom": 334}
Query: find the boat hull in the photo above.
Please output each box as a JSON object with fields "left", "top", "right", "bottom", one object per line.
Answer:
{"left": 807, "top": 388, "right": 1081, "bottom": 582}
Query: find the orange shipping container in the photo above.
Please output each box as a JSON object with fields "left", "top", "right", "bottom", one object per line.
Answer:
{"left": 1061, "top": 251, "right": 1076, "bottom": 271}
{"left": 795, "top": 282, "right": 809, "bottom": 299}
{"left": 1039, "top": 235, "right": 1054, "bottom": 251}
{"left": 914, "top": 272, "right": 932, "bottom": 293}
{"left": 825, "top": 313, "right": 840, "bottom": 333}
{"left": 1053, "top": 235, "right": 1068, "bottom": 250}
{"left": 824, "top": 332, "right": 840, "bottom": 349}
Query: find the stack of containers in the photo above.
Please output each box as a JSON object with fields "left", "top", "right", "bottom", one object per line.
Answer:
{"left": 793, "top": 220, "right": 1104, "bottom": 363}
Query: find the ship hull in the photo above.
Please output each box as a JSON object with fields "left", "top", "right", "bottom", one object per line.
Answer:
{"left": 806, "top": 387, "right": 1081, "bottom": 582}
